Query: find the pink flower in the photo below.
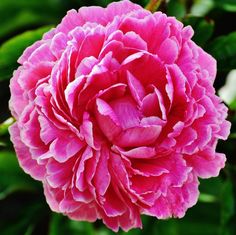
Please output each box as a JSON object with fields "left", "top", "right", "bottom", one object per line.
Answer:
{"left": 9, "top": 0, "right": 230, "bottom": 231}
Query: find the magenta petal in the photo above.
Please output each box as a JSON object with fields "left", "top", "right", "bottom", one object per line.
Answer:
{"left": 115, "top": 125, "right": 162, "bottom": 147}
{"left": 71, "top": 188, "right": 93, "bottom": 203}
{"left": 197, "top": 47, "right": 216, "bottom": 82}
{"left": 158, "top": 37, "right": 179, "bottom": 64}
{"left": 127, "top": 71, "right": 145, "bottom": 105}
{"left": 46, "top": 157, "right": 75, "bottom": 188}
{"left": 98, "top": 83, "right": 127, "bottom": 102}
{"left": 185, "top": 149, "right": 226, "bottom": 178}
{"left": 75, "top": 146, "right": 93, "bottom": 191}
{"left": 110, "top": 96, "right": 141, "bottom": 129}
{"left": 67, "top": 203, "right": 98, "bottom": 222}
{"left": 18, "top": 41, "right": 43, "bottom": 64}
{"left": 39, "top": 116, "right": 59, "bottom": 145}
{"left": 166, "top": 64, "right": 188, "bottom": 104}
{"left": 113, "top": 146, "right": 156, "bottom": 159}
{"left": 93, "top": 148, "right": 111, "bottom": 196}
{"left": 101, "top": 186, "right": 127, "bottom": 217}
{"left": 80, "top": 112, "right": 102, "bottom": 150}
{"left": 95, "top": 98, "right": 122, "bottom": 141}
{"left": 78, "top": 0, "right": 142, "bottom": 26}
{"left": 9, "top": 123, "right": 46, "bottom": 180}
{"left": 50, "top": 32, "right": 67, "bottom": 59}
{"left": 8, "top": 0, "right": 231, "bottom": 231}
{"left": 131, "top": 160, "right": 169, "bottom": 176}
{"left": 49, "top": 136, "right": 84, "bottom": 163}
{"left": 9, "top": 69, "right": 28, "bottom": 118}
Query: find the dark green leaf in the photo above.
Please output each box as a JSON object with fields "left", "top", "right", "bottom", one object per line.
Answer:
{"left": 0, "top": 25, "right": 53, "bottom": 81}
{"left": 207, "top": 31, "right": 236, "bottom": 71}
{"left": 0, "top": 191, "right": 47, "bottom": 235}
{"left": 0, "top": 151, "right": 39, "bottom": 199}
{"left": 184, "top": 17, "right": 214, "bottom": 47}
{"left": 0, "top": 0, "right": 66, "bottom": 41}
{"left": 167, "top": 0, "right": 186, "bottom": 19}
{"left": 214, "top": 0, "right": 236, "bottom": 12}
{"left": 49, "top": 213, "right": 95, "bottom": 235}
{"left": 220, "top": 179, "right": 235, "bottom": 235}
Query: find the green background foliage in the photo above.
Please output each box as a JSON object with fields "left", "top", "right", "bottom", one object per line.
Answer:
{"left": 0, "top": 0, "right": 236, "bottom": 234}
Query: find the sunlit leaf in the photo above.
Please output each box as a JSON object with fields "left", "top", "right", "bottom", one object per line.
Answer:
{"left": 218, "top": 70, "right": 236, "bottom": 109}
{"left": 190, "top": 0, "right": 214, "bottom": 17}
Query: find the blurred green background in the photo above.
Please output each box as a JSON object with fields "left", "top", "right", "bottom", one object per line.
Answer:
{"left": 0, "top": 0, "right": 236, "bottom": 234}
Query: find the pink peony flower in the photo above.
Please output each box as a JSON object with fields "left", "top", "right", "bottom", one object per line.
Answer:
{"left": 9, "top": 0, "right": 231, "bottom": 231}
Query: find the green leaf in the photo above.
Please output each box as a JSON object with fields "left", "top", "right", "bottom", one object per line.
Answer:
{"left": 0, "top": 117, "right": 14, "bottom": 136}
{"left": 167, "top": 0, "right": 186, "bottom": 19}
{"left": 214, "top": 0, "right": 236, "bottom": 12}
{"left": 184, "top": 17, "right": 214, "bottom": 47}
{"left": 0, "top": 0, "right": 65, "bottom": 41}
{"left": 218, "top": 69, "right": 236, "bottom": 109}
{"left": 207, "top": 31, "right": 236, "bottom": 72}
{"left": 0, "top": 25, "right": 53, "bottom": 81}
{"left": 49, "top": 213, "right": 96, "bottom": 235}
{"left": 0, "top": 151, "right": 39, "bottom": 199}
{"left": 220, "top": 179, "right": 235, "bottom": 234}
{"left": 0, "top": 191, "right": 47, "bottom": 235}
{"left": 190, "top": 0, "right": 214, "bottom": 17}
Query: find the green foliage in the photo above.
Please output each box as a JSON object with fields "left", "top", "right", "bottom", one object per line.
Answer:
{"left": 0, "top": 151, "right": 39, "bottom": 200}
{"left": 0, "top": 0, "right": 235, "bottom": 234}
{"left": 208, "top": 32, "right": 236, "bottom": 71}
{"left": 190, "top": 0, "right": 214, "bottom": 17}
{"left": 0, "top": 25, "right": 53, "bottom": 81}
{"left": 184, "top": 17, "right": 214, "bottom": 47}
{"left": 167, "top": 0, "right": 186, "bottom": 20}
{"left": 214, "top": 0, "right": 236, "bottom": 12}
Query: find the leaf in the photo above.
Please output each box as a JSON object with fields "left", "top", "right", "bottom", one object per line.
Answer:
{"left": 219, "top": 178, "right": 235, "bottom": 234}
{"left": 0, "top": 0, "right": 64, "bottom": 41}
{"left": 0, "top": 191, "right": 47, "bottom": 235}
{"left": 214, "top": 0, "right": 236, "bottom": 12}
{"left": 0, "top": 117, "right": 14, "bottom": 136}
{"left": 167, "top": 0, "right": 186, "bottom": 19}
{"left": 190, "top": 0, "right": 214, "bottom": 17}
{"left": 184, "top": 17, "right": 214, "bottom": 47}
{"left": 207, "top": 31, "right": 236, "bottom": 72}
{"left": 218, "top": 70, "right": 236, "bottom": 109}
{"left": 0, "top": 151, "right": 39, "bottom": 199}
{"left": 0, "top": 25, "right": 53, "bottom": 81}
{"left": 49, "top": 213, "right": 95, "bottom": 235}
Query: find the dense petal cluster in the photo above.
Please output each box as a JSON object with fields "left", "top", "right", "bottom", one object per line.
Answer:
{"left": 9, "top": 0, "right": 230, "bottom": 231}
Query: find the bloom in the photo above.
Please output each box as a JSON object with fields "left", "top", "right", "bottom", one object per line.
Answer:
{"left": 9, "top": 0, "right": 230, "bottom": 231}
